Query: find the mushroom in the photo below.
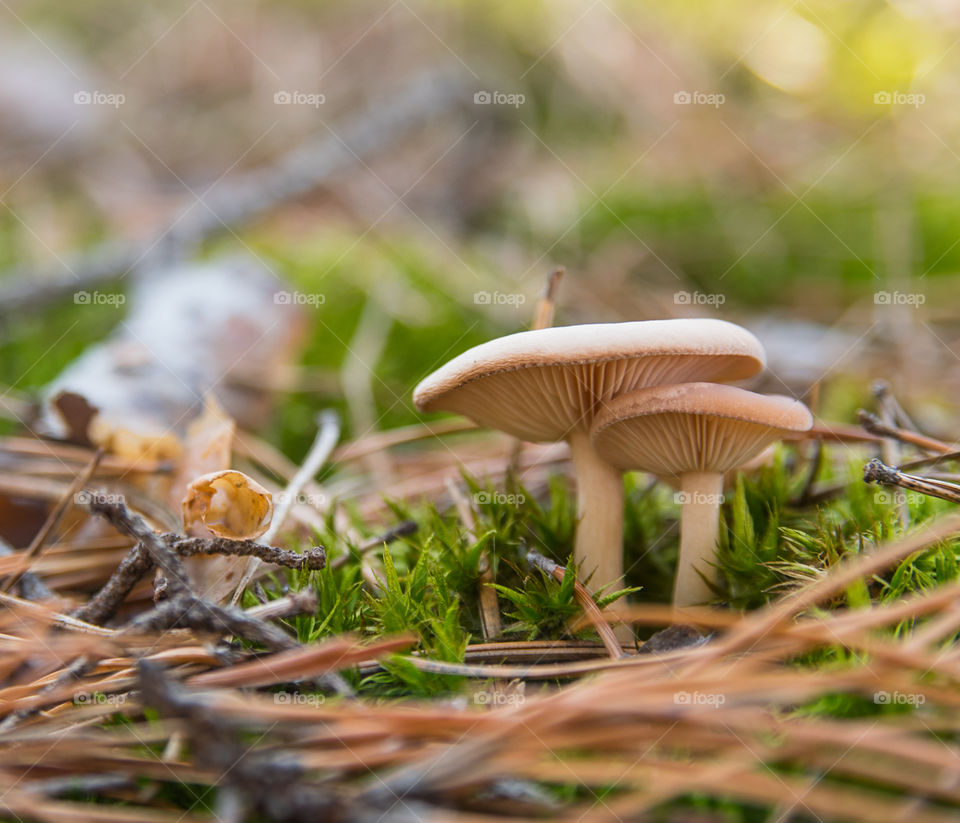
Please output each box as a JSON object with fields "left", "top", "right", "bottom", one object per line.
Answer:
{"left": 412, "top": 320, "right": 766, "bottom": 595}
{"left": 591, "top": 382, "right": 812, "bottom": 605}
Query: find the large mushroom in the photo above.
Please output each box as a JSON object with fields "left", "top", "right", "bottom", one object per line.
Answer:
{"left": 591, "top": 382, "right": 812, "bottom": 605}
{"left": 413, "top": 320, "right": 765, "bottom": 596}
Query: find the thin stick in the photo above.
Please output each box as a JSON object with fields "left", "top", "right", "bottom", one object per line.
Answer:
{"left": 230, "top": 410, "right": 340, "bottom": 605}
{"left": 244, "top": 589, "right": 318, "bottom": 622}
{"left": 0, "top": 591, "right": 116, "bottom": 636}
{"left": 531, "top": 266, "right": 564, "bottom": 330}
{"left": 332, "top": 418, "right": 476, "bottom": 463}
{"left": 341, "top": 295, "right": 394, "bottom": 484}
{"left": 872, "top": 379, "right": 920, "bottom": 432}
{"left": 795, "top": 439, "right": 823, "bottom": 507}
{"left": 173, "top": 536, "right": 325, "bottom": 570}
{"left": 1, "top": 448, "right": 103, "bottom": 593}
{"left": 329, "top": 521, "right": 417, "bottom": 570}
{"left": 508, "top": 267, "right": 563, "bottom": 482}
{"left": 858, "top": 410, "right": 954, "bottom": 454}
{"left": 899, "top": 450, "right": 960, "bottom": 471}
{"left": 0, "top": 538, "right": 52, "bottom": 601}
{"left": 787, "top": 422, "right": 883, "bottom": 444}
{"left": 874, "top": 386, "right": 909, "bottom": 527}
{"left": 526, "top": 547, "right": 625, "bottom": 660}
{"left": 70, "top": 544, "right": 153, "bottom": 626}
{"left": 863, "top": 458, "right": 960, "bottom": 505}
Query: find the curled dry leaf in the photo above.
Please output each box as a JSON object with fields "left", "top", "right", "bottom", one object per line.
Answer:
{"left": 182, "top": 470, "right": 273, "bottom": 540}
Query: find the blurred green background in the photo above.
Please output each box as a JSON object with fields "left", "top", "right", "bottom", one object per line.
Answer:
{"left": 1, "top": 0, "right": 957, "bottom": 456}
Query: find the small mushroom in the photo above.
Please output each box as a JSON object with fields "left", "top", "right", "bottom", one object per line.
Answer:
{"left": 413, "top": 320, "right": 765, "bottom": 595}
{"left": 182, "top": 469, "right": 273, "bottom": 541}
{"left": 591, "top": 382, "right": 812, "bottom": 606}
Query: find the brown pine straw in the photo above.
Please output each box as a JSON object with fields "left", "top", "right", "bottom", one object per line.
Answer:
{"left": 5, "top": 515, "right": 960, "bottom": 820}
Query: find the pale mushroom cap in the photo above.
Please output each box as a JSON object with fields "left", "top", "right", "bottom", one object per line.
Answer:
{"left": 591, "top": 382, "right": 813, "bottom": 477}
{"left": 413, "top": 320, "right": 766, "bottom": 442}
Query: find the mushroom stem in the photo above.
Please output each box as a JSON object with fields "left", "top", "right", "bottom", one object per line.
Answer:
{"left": 568, "top": 428, "right": 624, "bottom": 596}
{"left": 674, "top": 471, "right": 725, "bottom": 606}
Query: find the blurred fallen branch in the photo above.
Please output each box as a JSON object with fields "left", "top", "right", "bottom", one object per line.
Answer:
{"left": 858, "top": 409, "right": 954, "bottom": 454}
{"left": 0, "top": 69, "right": 467, "bottom": 316}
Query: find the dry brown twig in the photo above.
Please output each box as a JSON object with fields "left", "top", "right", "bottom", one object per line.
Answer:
{"left": 864, "top": 457, "right": 960, "bottom": 505}
{"left": 858, "top": 409, "right": 954, "bottom": 454}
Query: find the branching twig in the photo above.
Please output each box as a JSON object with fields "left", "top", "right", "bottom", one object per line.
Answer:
{"left": 871, "top": 380, "right": 919, "bottom": 432}
{"left": 173, "top": 536, "right": 325, "bottom": 570}
{"left": 70, "top": 543, "right": 153, "bottom": 625}
{"left": 75, "top": 532, "right": 324, "bottom": 626}
{"left": 123, "top": 595, "right": 296, "bottom": 651}
{"left": 84, "top": 496, "right": 192, "bottom": 597}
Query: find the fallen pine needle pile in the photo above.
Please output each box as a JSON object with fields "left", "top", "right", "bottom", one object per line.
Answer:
{"left": 3, "top": 514, "right": 960, "bottom": 822}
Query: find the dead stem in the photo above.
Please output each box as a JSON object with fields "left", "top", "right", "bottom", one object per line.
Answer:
{"left": 858, "top": 410, "right": 954, "bottom": 454}
{"left": 863, "top": 458, "right": 960, "bottom": 505}
{"left": 525, "top": 547, "right": 626, "bottom": 659}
